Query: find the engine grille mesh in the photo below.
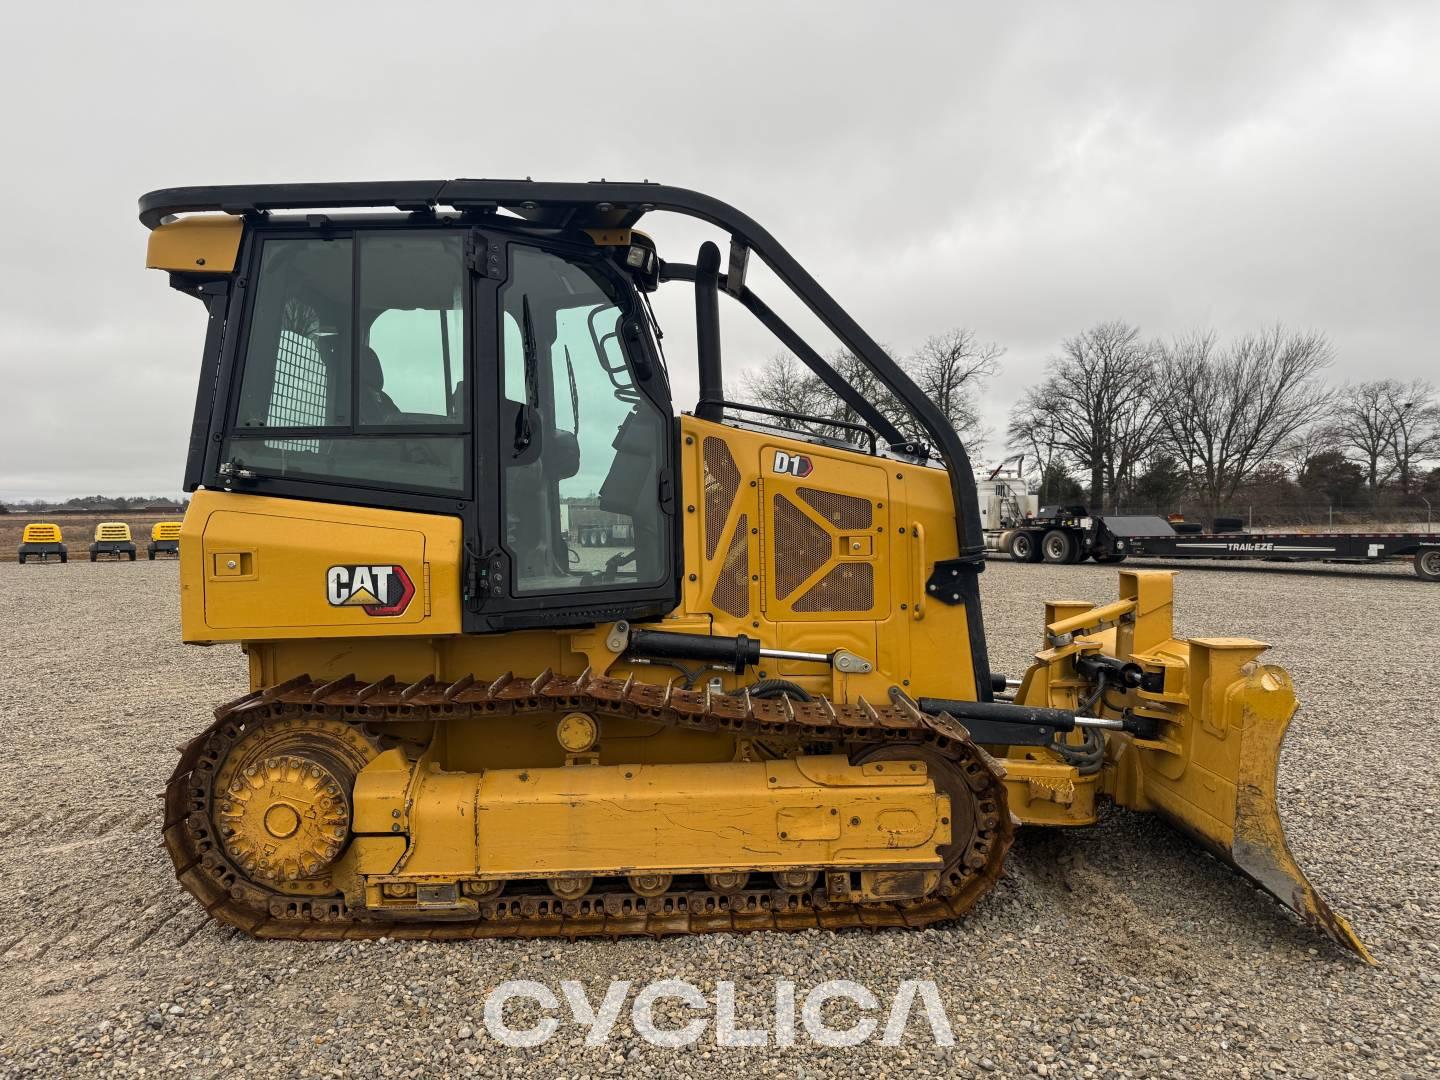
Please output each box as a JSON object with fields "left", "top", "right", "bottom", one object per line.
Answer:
{"left": 711, "top": 514, "right": 750, "bottom": 618}
{"left": 773, "top": 495, "right": 832, "bottom": 600}
{"left": 702, "top": 437, "right": 741, "bottom": 560}
{"left": 793, "top": 563, "right": 875, "bottom": 612}
{"left": 798, "top": 488, "right": 873, "bottom": 530}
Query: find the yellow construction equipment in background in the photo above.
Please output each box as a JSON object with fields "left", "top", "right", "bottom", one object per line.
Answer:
{"left": 139, "top": 180, "right": 1368, "bottom": 959}
{"left": 89, "top": 522, "right": 136, "bottom": 562}
{"left": 18, "top": 523, "right": 67, "bottom": 564}
{"left": 148, "top": 521, "right": 183, "bottom": 559}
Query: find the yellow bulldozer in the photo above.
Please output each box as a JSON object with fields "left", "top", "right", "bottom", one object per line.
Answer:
{"left": 140, "top": 180, "right": 1367, "bottom": 959}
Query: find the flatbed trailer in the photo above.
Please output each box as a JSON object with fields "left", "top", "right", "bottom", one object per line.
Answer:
{"left": 992, "top": 510, "right": 1440, "bottom": 581}
{"left": 1108, "top": 522, "right": 1440, "bottom": 580}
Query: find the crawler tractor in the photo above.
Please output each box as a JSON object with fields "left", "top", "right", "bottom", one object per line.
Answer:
{"left": 140, "top": 180, "right": 1367, "bottom": 958}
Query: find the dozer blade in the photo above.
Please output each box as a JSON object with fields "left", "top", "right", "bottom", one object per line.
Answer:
{"left": 1112, "top": 639, "right": 1373, "bottom": 963}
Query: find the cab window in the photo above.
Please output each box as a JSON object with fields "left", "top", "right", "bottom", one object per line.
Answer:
{"left": 227, "top": 232, "right": 466, "bottom": 494}
{"left": 499, "top": 245, "right": 669, "bottom": 594}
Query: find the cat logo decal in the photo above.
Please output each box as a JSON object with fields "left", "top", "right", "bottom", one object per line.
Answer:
{"left": 326, "top": 564, "right": 416, "bottom": 617}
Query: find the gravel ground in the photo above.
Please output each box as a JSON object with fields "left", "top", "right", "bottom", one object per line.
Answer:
{"left": 0, "top": 557, "right": 1436, "bottom": 1078}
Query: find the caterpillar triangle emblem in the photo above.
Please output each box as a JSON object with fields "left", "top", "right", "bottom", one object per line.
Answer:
{"left": 326, "top": 564, "right": 415, "bottom": 617}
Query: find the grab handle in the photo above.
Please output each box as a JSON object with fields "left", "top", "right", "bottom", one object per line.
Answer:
{"left": 911, "top": 521, "right": 926, "bottom": 621}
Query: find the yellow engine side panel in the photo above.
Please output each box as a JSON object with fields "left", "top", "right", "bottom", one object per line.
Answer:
{"left": 151, "top": 521, "right": 183, "bottom": 542}
{"left": 94, "top": 521, "right": 132, "bottom": 541}
{"left": 678, "top": 416, "right": 981, "bottom": 703}
{"left": 180, "top": 490, "right": 461, "bottom": 642}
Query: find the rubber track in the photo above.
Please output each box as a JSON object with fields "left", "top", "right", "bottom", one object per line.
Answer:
{"left": 163, "top": 670, "right": 1015, "bottom": 940}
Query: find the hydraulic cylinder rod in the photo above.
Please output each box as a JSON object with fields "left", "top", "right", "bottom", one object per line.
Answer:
{"left": 624, "top": 629, "right": 847, "bottom": 674}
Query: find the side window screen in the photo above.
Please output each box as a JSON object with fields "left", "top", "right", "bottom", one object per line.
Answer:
{"left": 235, "top": 239, "right": 352, "bottom": 430}
{"left": 226, "top": 232, "right": 466, "bottom": 495}
{"left": 271, "top": 329, "right": 329, "bottom": 429}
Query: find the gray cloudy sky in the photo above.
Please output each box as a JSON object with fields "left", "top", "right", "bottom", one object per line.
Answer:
{"left": 2, "top": 1, "right": 1437, "bottom": 500}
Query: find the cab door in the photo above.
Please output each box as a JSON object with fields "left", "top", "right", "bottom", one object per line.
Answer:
{"left": 467, "top": 238, "right": 678, "bottom": 633}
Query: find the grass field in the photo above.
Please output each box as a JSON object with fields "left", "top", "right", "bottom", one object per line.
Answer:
{"left": 0, "top": 512, "right": 180, "bottom": 561}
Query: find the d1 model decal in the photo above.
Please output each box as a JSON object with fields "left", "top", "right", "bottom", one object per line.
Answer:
{"left": 772, "top": 450, "right": 813, "bottom": 478}
{"left": 326, "top": 564, "right": 416, "bottom": 617}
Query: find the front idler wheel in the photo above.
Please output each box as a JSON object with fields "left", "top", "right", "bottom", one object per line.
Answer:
{"left": 852, "top": 742, "right": 1006, "bottom": 895}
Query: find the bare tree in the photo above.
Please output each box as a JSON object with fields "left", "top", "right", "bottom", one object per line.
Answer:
{"left": 1008, "top": 321, "right": 1158, "bottom": 513}
{"left": 1331, "top": 380, "right": 1400, "bottom": 493}
{"left": 739, "top": 352, "right": 825, "bottom": 419}
{"left": 738, "top": 329, "right": 999, "bottom": 451}
{"left": 907, "top": 329, "right": 1002, "bottom": 447}
{"left": 1384, "top": 378, "right": 1440, "bottom": 495}
{"left": 738, "top": 352, "right": 854, "bottom": 442}
{"left": 1156, "top": 325, "right": 1333, "bottom": 515}
{"left": 1006, "top": 393, "right": 1066, "bottom": 498}
{"left": 1279, "top": 420, "right": 1340, "bottom": 482}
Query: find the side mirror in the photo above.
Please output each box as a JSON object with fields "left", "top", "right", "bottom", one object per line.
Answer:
{"left": 624, "top": 320, "right": 655, "bottom": 381}
{"left": 549, "top": 430, "right": 581, "bottom": 480}
{"left": 509, "top": 401, "right": 545, "bottom": 467}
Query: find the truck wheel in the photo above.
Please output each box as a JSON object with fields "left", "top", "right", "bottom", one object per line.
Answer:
{"left": 1042, "top": 529, "right": 1075, "bottom": 564}
{"left": 1417, "top": 549, "right": 1440, "bottom": 581}
{"left": 90, "top": 552, "right": 98, "bottom": 562}
{"left": 60, "top": 551, "right": 67, "bottom": 563}
{"left": 1008, "top": 532, "right": 1038, "bottom": 563}
{"left": 1094, "top": 553, "right": 1128, "bottom": 564}
{"left": 148, "top": 551, "right": 156, "bottom": 560}
{"left": 129, "top": 551, "right": 137, "bottom": 561}
{"left": 17, "top": 553, "right": 25, "bottom": 565}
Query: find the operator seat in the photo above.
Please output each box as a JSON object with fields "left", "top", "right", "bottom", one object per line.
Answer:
{"left": 359, "top": 347, "right": 400, "bottom": 423}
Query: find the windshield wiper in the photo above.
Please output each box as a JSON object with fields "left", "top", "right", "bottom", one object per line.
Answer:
{"left": 513, "top": 294, "right": 538, "bottom": 455}
{"left": 564, "top": 345, "right": 579, "bottom": 432}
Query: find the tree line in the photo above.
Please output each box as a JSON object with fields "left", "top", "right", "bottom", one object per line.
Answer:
{"left": 739, "top": 321, "right": 1440, "bottom": 516}
{"left": 1010, "top": 321, "right": 1439, "bottom": 514}
{"left": 0, "top": 495, "right": 187, "bottom": 513}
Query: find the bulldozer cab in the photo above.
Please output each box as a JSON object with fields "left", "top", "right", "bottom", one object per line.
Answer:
{"left": 209, "top": 222, "right": 676, "bottom": 626}
{"left": 144, "top": 181, "right": 987, "bottom": 666}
